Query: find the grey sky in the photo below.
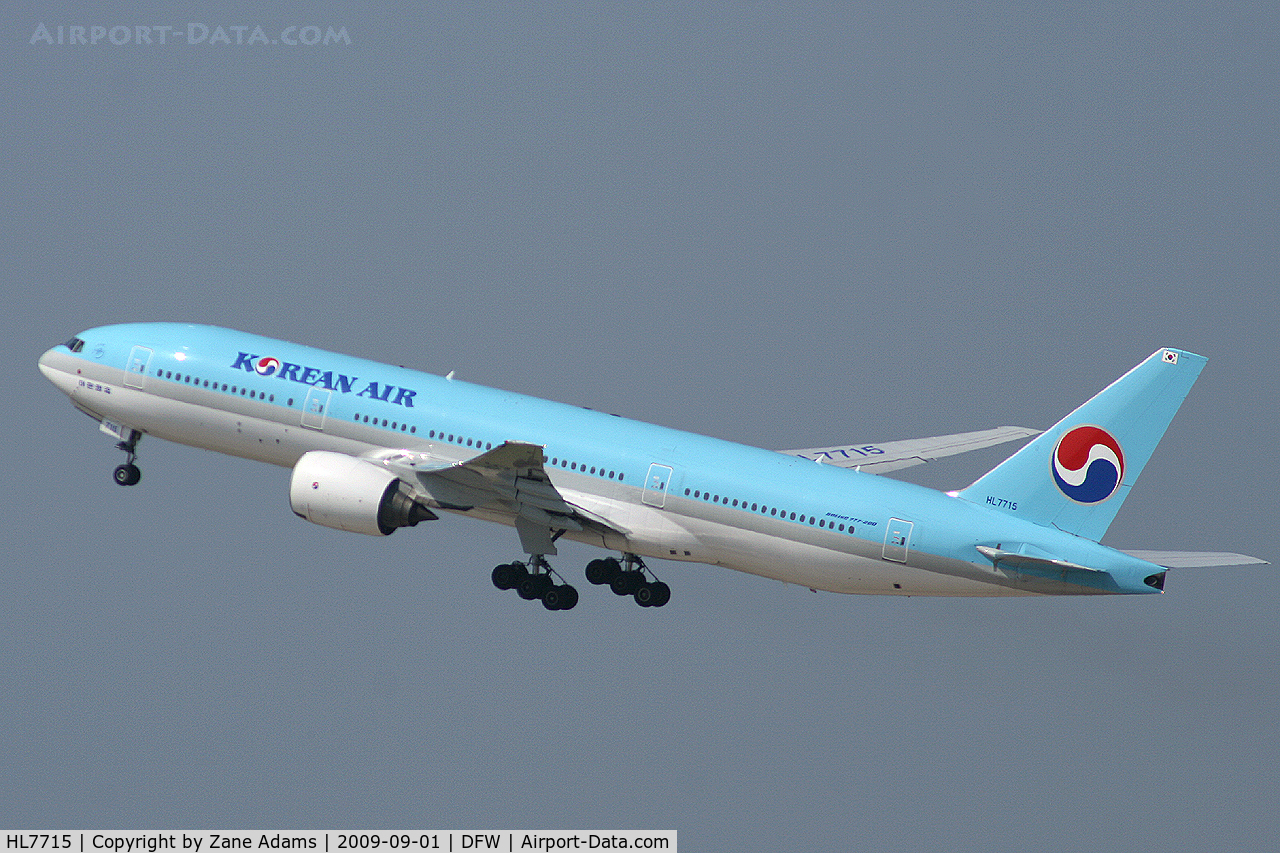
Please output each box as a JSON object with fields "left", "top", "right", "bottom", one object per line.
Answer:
{"left": 4, "top": 3, "right": 1278, "bottom": 849}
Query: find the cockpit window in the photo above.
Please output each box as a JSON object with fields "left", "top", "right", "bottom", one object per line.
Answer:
{"left": 65, "top": 337, "right": 85, "bottom": 353}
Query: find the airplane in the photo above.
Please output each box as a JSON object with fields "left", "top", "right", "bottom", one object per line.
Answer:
{"left": 38, "top": 323, "right": 1264, "bottom": 609}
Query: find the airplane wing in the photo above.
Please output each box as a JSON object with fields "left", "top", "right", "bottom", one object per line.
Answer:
{"left": 1120, "top": 550, "right": 1269, "bottom": 568}
{"left": 374, "top": 441, "right": 622, "bottom": 555}
{"left": 780, "top": 426, "right": 1041, "bottom": 473}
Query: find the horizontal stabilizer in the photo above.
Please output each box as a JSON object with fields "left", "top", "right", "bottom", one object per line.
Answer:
{"left": 975, "top": 545, "right": 1103, "bottom": 573}
{"left": 781, "top": 426, "right": 1040, "bottom": 473}
{"left": 1121, "top": 550, "right": 1268, "bottom": 568}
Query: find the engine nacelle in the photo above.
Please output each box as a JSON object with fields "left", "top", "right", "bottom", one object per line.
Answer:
{"left": 289, "top": 451, "right": 436, "bottom": 536}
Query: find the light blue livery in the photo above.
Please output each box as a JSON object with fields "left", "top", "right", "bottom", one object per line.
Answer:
{"left": 39, "top": 324, "right": 1264, "bottom": 610}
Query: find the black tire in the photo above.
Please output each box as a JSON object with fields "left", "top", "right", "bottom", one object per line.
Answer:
{"left": 543, "top": 583, "right": 578, "bottom": 611}
{"left": 649, "top": 581, "right": 671, "bottom": 607}
{"left": 585, "top": 559, "right": 613, "bottom": 585}
{"left": 634, "top": 583, "right": 654, "bottom": 607}
{"left": 517, "top": 574, "right": 542, "bottom": 600}
{"left": 492, "top": 563, "right": 517, "bottom": 590}
{"left": 113, "top": 464, "right": 141, "bottom": 486}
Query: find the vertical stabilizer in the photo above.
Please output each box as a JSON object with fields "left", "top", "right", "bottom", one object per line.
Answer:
{"left": 958, "top": 348, "right": 1206, "bottom": 541}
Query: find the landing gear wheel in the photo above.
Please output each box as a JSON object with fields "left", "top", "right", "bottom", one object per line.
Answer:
{"left": 586, "top": 558, "right": 620, "bottom": 585}
{"left": 113, "top": 463, "right": 141, "bottom": 486}
{"left": 516, "top": 574, "right": 539, "bottom": 600}
{"left": 542, "top": 584, "right": 579, "bottom": 611}
{"left": 610, "top": 569, "right": 645, "bottom": 596}
{"left": 492, "top": 562, "right": 520, "bottom": 590}
{"left": 634, "top": 581, "right": 671, "bottom": 607}
{"left": 518, "top": 573, "right": 553, "bottom": 601}
{"left": 588, "top": 557, "right": 622, "bottom": 585}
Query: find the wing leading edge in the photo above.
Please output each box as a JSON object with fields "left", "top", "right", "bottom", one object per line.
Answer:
{"left": 375, "top": 441, "right": 623, "bottom": 555}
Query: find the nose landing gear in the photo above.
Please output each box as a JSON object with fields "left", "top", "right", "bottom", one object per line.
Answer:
{"left": 112, "top": 430, "right": 142, "bottom": 486}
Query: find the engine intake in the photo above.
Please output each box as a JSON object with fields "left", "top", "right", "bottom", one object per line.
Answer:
{"left": 289, "top": 451, "right": 436, "bottom": 536}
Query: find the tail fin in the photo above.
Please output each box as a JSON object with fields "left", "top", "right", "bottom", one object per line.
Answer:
{"left": 958, "top": 348, "right": 1206, "bottom": 541}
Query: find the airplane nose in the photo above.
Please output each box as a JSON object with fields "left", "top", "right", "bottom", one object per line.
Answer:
{"left": 38, "top": 346, "right": 77, "bottom": 395}
{"left": 38, "top": 347, "right": 57, "bottom": 380}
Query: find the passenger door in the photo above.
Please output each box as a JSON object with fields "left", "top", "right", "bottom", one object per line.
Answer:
{"left": 124, "top": 346, "right": 152, "bottom": 390}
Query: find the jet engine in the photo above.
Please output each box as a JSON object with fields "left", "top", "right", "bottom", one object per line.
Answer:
{"left": 289, "top": 451, "right": 436, "bottom": 536}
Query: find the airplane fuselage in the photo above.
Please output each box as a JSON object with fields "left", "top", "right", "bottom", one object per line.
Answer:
{"left": 39, "top": 323, "right": 1171, "bottom": 598}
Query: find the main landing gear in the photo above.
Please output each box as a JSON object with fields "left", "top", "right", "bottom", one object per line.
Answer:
{"left": 112, "top": 430, "right": 142, "bottom": 486}
{"left": 586, "top": 554, "right": 671, "bottom": 608}
{"left": 491, "top": 557, "right": 580, "bottom": 611}
{"left": 491, "top": 553, "right": 672, "bottom": 611}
